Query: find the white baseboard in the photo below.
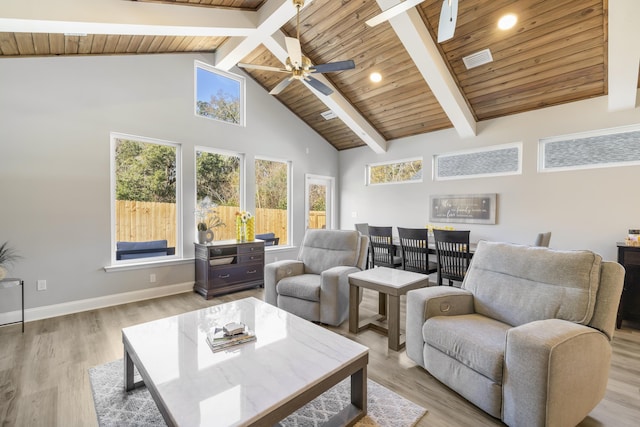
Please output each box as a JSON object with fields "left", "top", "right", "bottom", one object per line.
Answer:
{"left": 0, "top": 282, "right": 194, "bottom": 326}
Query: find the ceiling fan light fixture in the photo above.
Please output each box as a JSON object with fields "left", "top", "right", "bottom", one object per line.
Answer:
{"left": 498, "top": 14, "right": 517, "bottom": 30}
{"left": 370, "top": 72, "right": 382, "bottom": 83}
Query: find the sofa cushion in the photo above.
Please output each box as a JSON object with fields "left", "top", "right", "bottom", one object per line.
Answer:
{"left": 463, "top": 241, "right": 601, "bottom": 327}
{"left": 298, "top": 229, "right": 360, "bottom": 275}
{"left": 276, "top": 274, "right": 321, "bottom": 302}
{"left": 423, "top": 314, "right": 510, "bottom": 383}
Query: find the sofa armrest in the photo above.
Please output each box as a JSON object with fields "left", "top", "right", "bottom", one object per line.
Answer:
{"left": 320, "top": 266, "right": 361, "bottom": 325}
{"left": 264, "top": 260, "right": 304, "bottom": 306}
{"left": 406, "top": 287, "right": 474, "bottom": 368}
{"left": 503, "top": 319, "right": 612, "bottom": 427}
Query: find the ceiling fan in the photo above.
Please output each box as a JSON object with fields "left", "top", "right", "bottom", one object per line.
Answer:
{"left": 237, "top": 0, "right": 355, "bottom": 96}
{"left": 366, "top": 0, "right": 459, "bottom": 43}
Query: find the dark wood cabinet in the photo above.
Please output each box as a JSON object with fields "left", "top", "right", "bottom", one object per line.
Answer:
{"left": 617, "top": 243, "right": 640, "bottom": 328}
{"left": 194, "top": 240, "right": 265, "bottom": 299}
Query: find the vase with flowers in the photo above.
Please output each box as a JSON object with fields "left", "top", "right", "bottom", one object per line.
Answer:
{"left": 195, "top": 197, "right": 225, "bottom": 244}
{"left": 236, "top": 211, "right": 254, "bottom": 242}
{"left": 0, "top": 241, "right": 21, "bottom": 280}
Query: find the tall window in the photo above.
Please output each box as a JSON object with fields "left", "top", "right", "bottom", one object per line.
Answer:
{"left": 366, "top": 158, "right": 423, "bottom": 185}
{"left": 196, "top": 148, "right": 243, "bottom": 241}
{"left": 195, "top": 61, "right": 245, "bottom": 126}
{"left": 111, "top": 133, "right": 181, "bottom": 263}
{"left": 255, "top": 158, "right": 290, "bottom": 246}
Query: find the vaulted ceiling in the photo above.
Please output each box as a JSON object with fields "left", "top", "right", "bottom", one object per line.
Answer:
{"left": 1, "top": 0, "right": 638, "bottom": 152}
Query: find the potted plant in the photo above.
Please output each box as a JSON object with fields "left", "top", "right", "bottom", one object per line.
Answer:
{"left": 196, "top": 197, "right": 225, "bottom": 244}
{"left": 0, "top": 241, "right": 21, "bottom": 280}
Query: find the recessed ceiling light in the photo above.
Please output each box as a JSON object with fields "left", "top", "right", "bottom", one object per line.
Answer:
{"left": 498, "top": 14, "right": 517, "bottom": 30}
{"left": 370, "top": 72, "right": 382, "bottom": 83}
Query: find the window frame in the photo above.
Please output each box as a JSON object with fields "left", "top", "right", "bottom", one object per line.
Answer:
{"left": 254, "top": 155, "right": 292, "bottom": 248}
{"left": 194, "top": 60, "right": 246, "bottom": 127}
{"left": 109, "top": 132, "right": 183, "bottom": 266}
{"left": 538, "top": 124, "right": 640, "bottom": 173}
{"left": 365, "top": 157, "right": 424, "bottom": 186}
{"left": 433, "top": 142, "right": 522, "bottom": 181}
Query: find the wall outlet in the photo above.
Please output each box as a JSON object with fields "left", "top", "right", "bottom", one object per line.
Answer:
{"left": 37, "top": 279, "right": 47, "bottom": 291}
{"left": 149, "top": 274, "right": 156, "bottom": 283}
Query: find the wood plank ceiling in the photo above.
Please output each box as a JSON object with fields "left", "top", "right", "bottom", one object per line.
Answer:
{"left": 0, "top": 0, "right": 621, "bottom": 151}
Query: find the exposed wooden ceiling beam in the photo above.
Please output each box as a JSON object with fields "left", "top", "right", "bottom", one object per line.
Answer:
{"left": 0, "top": 0, "right": 255, "bottom": 36}
{"left": 215, "top": 0, "right": 303, "bottom": 71}
{"left": 262, "top": 30, "right": 388, "bottom": 153}
{"left": 608, "top": 0, "right": 640, "bottom": 111}
{"left": 376, "top": 0, "right": 476, "bottom": 139}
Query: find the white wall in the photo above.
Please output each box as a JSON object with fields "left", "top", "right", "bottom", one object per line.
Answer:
{"left": 0, "top": 53, "right": 338, "bottom": 318}
{"left": 339, "top": 94, "right": 640, "bottom": 262}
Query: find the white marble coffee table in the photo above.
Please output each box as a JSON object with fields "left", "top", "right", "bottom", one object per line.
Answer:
{"left": 349, "top": 267, "right": 429, "bottom": 351}
{"left": 122, "top": 297, "right": 368, "bottom": 426}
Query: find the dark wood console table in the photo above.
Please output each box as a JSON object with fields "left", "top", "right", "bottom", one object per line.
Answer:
{"left": 194, "top": 240, "right": 265, "bottom": 299}
{"left": 616, "top": 242, "right": 640, "bottom": 328}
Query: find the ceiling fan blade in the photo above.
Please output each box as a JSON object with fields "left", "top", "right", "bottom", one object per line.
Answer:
{"left": 437, "top": 0, "right": 458, "bottom": 43}
{"left": 312, "top": 60, "right": 355, "bottom": 74}
{"left": 237, "top": 63, "right": 288, "bottom": 73}
{"left": 285, "top": 37, "right": 303, "bottom": 69}
{"left": 366, "top": 0, "right": 425, "bottom": 27}
{"left": 304, "top": 76, "right": 333, "bottom": 96}
{"left": 269, "top": 77, "right": 294, "bottom": 95}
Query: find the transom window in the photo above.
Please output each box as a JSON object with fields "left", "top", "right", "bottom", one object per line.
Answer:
{"left": 366, "top": 158, "right": 423, "bottom": 185}
{"left": 195, "top": 61, "right": 245, "bottom": 126}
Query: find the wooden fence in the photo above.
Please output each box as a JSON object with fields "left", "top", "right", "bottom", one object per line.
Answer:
{"left": 115, "top": 201, "right": 327, "bottom": 246}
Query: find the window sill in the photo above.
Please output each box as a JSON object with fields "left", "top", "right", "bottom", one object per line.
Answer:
{"left": 265, "top": 245, "right": 296, "bottom": 252}
{"left": 104, "top": 257, "right": 194, "bottom": 273}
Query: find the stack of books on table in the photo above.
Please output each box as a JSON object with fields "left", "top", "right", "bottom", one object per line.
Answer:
{"left": 206, "top": 322, "right": 256, "bottom": 353}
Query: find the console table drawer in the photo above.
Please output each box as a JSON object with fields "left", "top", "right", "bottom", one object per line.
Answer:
{"left": 210, "top": 264, "right": 263, "bottom": 286}
{"left": 238, "top": 243, "right": 264, "bottom": 254}
{"left": 238, "top": 253, "right": 263, "bottom": 264}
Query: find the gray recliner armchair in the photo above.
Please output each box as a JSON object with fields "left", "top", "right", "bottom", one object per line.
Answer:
{"left": 406, "top": 241, "right": 624, "bottom": 427}
{"left": 264, "top": 229, "right": 369, "bottom": 326}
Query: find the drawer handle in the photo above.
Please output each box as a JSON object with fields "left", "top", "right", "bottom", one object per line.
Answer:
{"left": 247, "top": 270, "right": 257, "bottom": 274}
{"left": 218, "top": 274, "right": 230, "bottom": 279}
{"left": 250, "top": 247, "right": 255, "bottom": 251}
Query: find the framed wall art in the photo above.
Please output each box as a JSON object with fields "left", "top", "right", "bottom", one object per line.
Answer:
{"left": 429, "top": 193, "right": 497, "bottom": 224}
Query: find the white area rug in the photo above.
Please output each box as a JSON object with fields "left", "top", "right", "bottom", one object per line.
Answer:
{"left": 89, "top": 359, "right": 427, "bottom": 427}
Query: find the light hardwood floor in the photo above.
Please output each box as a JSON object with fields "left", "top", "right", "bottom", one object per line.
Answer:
{"left": 1, "top": 288, "right": 639, "bottom": 426}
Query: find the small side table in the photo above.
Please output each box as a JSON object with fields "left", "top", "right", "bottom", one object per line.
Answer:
{"left": 348, "top": 267, "right": 429, "bottom": 351}
{"left": 0, "top": 278, "right": 24, "bottom": 332}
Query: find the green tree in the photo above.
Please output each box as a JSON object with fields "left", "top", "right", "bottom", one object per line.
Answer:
{"left": 255, "top": 159, "right": 288, "bottom": 210}
{"left": 115, "top": 139, "right": 176, "bottom": 202}
{"left": 309, "top": 184, "right": 326, "bottom": 211}
{"left": 197, "top": 89, "right": 240, "bottom": 124}
{"left": 370, "top": 160, "right": 422, "bottom": 184}
{"left": 196, "top": 151, "right": 240, "bottom": 206}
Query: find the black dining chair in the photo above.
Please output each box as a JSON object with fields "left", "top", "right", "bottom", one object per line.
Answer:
{"left": 433, "top": 229, "right": 471, "bottom": 286}
{"left": 534, "top": 232, "right": 552, "bottom": 247}
{"left": 397, "top": 227, "right": 438, "bottom": 275}
{"left": 368, "top": 226, "right": 402, "bottom": 269}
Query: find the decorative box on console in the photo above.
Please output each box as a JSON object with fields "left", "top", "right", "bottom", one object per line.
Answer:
{"left": 194, "top": 240, "right": 264, "bottom": 299}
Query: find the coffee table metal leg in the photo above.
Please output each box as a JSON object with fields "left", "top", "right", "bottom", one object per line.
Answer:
{"left": 124, "top": 349, "right": 135, "bottom": 391}
{"left": 124, "top": 348, "right": 144, "bottom": 391}
{"left": 388, "top": 294, "right": 401, "bottom": 351}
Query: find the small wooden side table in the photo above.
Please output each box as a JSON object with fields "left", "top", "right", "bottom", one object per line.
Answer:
{"left": 348, "top": 267, "right": 429, "bottom": 351}
{"left": 0, "top": 278, "right": 24, "bottom": 332}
